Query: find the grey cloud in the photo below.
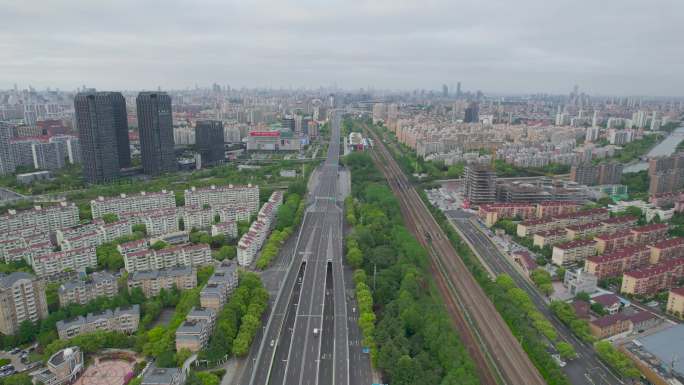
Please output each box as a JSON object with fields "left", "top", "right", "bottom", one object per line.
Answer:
{"left": 0, "top": 0, "right": 682, "bottom": 95}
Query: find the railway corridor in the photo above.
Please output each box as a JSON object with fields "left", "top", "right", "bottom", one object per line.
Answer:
{"left": 366, "top": 126, "right": 547, "bottom": 385}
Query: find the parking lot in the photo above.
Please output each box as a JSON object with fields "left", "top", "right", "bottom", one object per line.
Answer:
{"left": 0, "top": 347, "right": 31, "bottom": 377}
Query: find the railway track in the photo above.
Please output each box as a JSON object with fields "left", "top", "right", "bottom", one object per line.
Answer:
{"left": 366, "top": 128, "right": 546, "bottom": 385}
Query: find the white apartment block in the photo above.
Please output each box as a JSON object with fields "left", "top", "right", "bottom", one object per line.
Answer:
{"left": 0, "top": 202, "right": 78, "bottom": 235}
{"left": 29, "top": 247, "right": 97, "bottom": 279}
{"left": 90, "top": 190, "right": 175, "bottom": 219}
{"left": 2, "top": 240, "right": 52, "bottom": 263}
{"left": 117, "top": 239, "right": 149, "bottom": 255}
{"left": 184, "top": 184, "right": 260, "bottom": 215}
{"left": 0, "top": 272, "right": 49, "bottom": 335}
{"left": 58, "top": 271, "right": 118, "bottom": 307}
{"left": 120, "top": 208, "right": 179, "bottom": 236}
{"left": 211, "top": 221, "right": 237, "bottom": 238}
{"left": 56, "top": 305, "right": 140, "bottom": 339}
{"left": 180, "top": 206, "right": 215, "bottom": 231}
{"left": 123, "top": 244, "right": 212, "bottom": 273}
{"left": 236, "top": 192, "right": 282, "bottom": 267}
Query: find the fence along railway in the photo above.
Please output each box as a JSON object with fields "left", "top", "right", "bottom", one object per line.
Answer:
{"left": 365, "top": 126, "right": 546, "bottom": 385}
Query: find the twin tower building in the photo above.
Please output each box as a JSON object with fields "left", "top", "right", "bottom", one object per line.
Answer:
{"left": 74, "top": 91, "right": 175, "bottom": 184}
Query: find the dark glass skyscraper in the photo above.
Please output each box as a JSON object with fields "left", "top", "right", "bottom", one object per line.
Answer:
{"left": 136, "top": 92, "right": 175, "bottom": 176}
{"left": 195, "top": 120, "right": 224, "bottom": 167}
{"left": 74, "top": 91, "right": 131, "bottom": 184}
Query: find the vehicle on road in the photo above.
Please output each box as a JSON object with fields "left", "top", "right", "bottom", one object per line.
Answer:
{"left": 552, "top": 354, "right": 566, "bottom": 367}
{"left": 313, "top": 328, "right": 320, "bottom": 337}
{"left": 270, "top": 340, "right": 275, "bottom": 347}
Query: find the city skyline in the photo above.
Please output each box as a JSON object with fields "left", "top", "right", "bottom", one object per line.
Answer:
{"left": 2, "top": 0, "right": 683, "bottom": 96}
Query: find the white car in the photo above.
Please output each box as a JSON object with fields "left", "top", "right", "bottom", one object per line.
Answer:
{"left": 552, "top": 354, "right": 566, "bottom": 367}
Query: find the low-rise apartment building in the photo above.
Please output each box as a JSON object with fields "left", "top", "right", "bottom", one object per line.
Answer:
{"left": 90, "top": 190, "right": 175, "bottom": 219}
{"left": 552, "top": 239, "right": 597, "bottom": 266}
{"left": 141, "top": 367, "right": 186, "bottom": 385}
{"left": 56, "top": 305, "right": 140, "bottom": 339}
{"left": 590, "top": 313, "right": 631, "bottom": 339}
{"left": 127, "top": 266, "right": 197, "bottom": 298}
{"left": 621, "top": 258, "right": 684, "bottom": 296}
{"left": 175, "top": 319, "right": 210, "bottom": 352}
{"left": 649, "top": 237, "right": 684, "bottom": 263}
{"left": 0, "top": 272, "right": 49, "bottom": 335}
{"left": 123, "top": 244, "right": 212, "bottom": 273}
{"left": 585, "top": 245, "right": 651, "bottom": 279}
{"left": 200, "top": 262, "right": 238, "bottom": 311}
{"left": 58, "top": 271, "right": 118, "bottom": 306}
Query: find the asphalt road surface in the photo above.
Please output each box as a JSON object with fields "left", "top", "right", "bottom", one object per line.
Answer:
{"left": 446, "top": 210, "right": 622, "bottom": 385}
{"left": 248, "top": 112, "right": 359, "bottom": 385}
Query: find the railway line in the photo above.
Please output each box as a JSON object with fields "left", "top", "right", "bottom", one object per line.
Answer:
{"left": 366, "top": 127, "right": 546, "bottom": 385}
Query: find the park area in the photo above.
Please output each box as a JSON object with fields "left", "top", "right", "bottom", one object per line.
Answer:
{"left": 74, "top": 352, "right": 141, "bottom": 385}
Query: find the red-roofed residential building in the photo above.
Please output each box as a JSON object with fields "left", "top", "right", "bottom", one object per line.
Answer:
{"left": 585, "top": 245, "right": 651, "bottom": 279}
{"left": 649, "top": 237, "right": 684, "bottom": 263}
{"left": 535, "top": 201, "right": 581, "bottom": 218}
{"left": 601, "top": 216, "right": 639, "bottom": 233}
{"left": 517, "top": 208, "right": 609, "bottom": 237}
{"left": 478, "top": 203, "right": 536, "bottom": 227}
{"left": 595, "top": 230, "right": 635, "bottom": 254}
{"left": 592, "top": 293, "right": 621, "bottom": 314}
{"left": 590, "top": 314, "right": 631, "bottom": 339}
{"left": 565, "top": 222, "right": 604, "bottom": 240}
{"left": 666, "top": 287, "right": 684, "bottom": 318}
{"left": 621, "top": 258, "right": 684, "bottom": 296}
{"left": 533, "top": 228, "right": 568, "bottom": 248}
{"left": 631, "top": 223, "right": 669, "bottom": 245}
{"left": 512, "top": 251, "right": 537, "bottom": 277}
{"left": 552, "top": 239, "right": 597, "bottom": 266}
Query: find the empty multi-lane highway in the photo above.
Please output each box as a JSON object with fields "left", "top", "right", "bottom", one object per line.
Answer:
{"left": 248, "top": 112, "right": 355, "bottom": 385}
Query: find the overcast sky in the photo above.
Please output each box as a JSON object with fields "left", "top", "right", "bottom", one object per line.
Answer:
{"left": 1, "top": 0, "right": 683, "bottom": 96}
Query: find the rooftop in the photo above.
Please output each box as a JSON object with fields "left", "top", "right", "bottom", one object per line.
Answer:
{"left": 650, "top": 237, "right": 684, "bottom": 249}
{"left": 554, "top": 239, "right": 596, "bottom": 250}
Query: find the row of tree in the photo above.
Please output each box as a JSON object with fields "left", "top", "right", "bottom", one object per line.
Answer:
{"left": 199, "top": 272, "right": 269, "bottom": 364}
{"left": 417, "top": 188, "right": 575, "bottom": 385}
{"left": 343, "top": 151, "right": 481, "bottom": 385}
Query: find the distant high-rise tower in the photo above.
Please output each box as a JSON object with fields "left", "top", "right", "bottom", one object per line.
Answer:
{"left": 195, "top": 120, "right": 225, "bottom": 167}
{"left": 464, "top": 102, "right": 480, "bottom": 123}
{"left": 456, "top": 82, "right": 462, "bottom": 97}
{"left": 74, "top": 91, "right": 130, "bottom": 184}
{"left": 442, "top": 84, "right": 448, "bottom": 97}
{"left": 136, "top": 92, "right": 176, "bottom": 176}
{"left": 0, "top": 123, "right": 15, "bottom": 176}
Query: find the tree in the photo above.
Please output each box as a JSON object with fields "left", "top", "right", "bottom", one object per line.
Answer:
{"left": 1, "top": 374, "right": 32, "bottom": 385}
{"left": 176, "top": 348, "right": 193, "bottom": 367}
{"left": 151, "top": 241, "right": 168, "bottom": 250}
{"left": 214, "top": 245, "right": 236, "bottom": 261}
{"left": 557, "top": 342, "right": 576, "bottom": 361}
{"left": 195, "top": 372, "right": 220, "bottom": 385}
{"left": 574, "top": 292, "right": 591, "bottom": 302}
{"left": 132, "top": 223, "right": 147, "bottom": 235}
{"left": 102, "top": 213, "right": 119, "bottom": 224}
